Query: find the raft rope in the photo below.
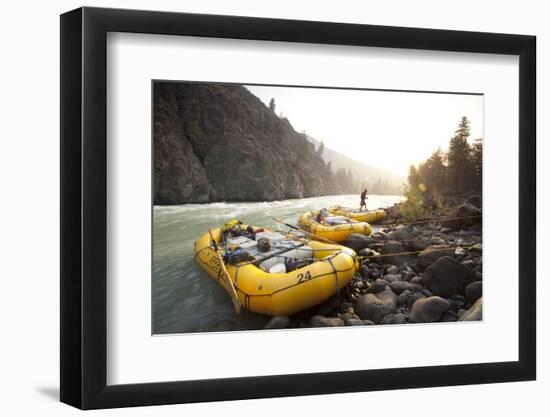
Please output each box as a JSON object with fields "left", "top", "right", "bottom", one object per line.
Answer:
{"left": 357, "top": 243, "right": 480, "bottom": 261}
{"left": 381, "top": 214, "right": 482, "bottom": 228}
{"left": 326, "top": 257, "right": 341, "bottom": 301}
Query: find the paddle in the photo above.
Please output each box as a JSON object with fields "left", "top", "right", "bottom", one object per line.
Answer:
{"left": 208, "top": 229, "right": 241, "bottom": 315}
{"left": 272, "top": 218, "right": 341, "bottom": 247}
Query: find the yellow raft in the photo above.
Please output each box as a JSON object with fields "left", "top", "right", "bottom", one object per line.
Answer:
{"left": 194, "top": 225, "right": 358, "bottom": 316}
{"left": 329, "top": 205, "right": 387, "bottom": 224}
{"left": 298, "top": 211, "right": 373, "bottom": 242}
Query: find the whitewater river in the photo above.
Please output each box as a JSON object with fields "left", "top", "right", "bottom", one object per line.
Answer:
{"left": 153, "top": 194, "right": 404, "bottom": 334}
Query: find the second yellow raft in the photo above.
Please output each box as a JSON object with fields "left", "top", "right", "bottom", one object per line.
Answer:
{"left": 298, "top": 211, "right": 373, "bottom": 242}
{"left": 329, "top": 205, "right": 387, "bottom": 224}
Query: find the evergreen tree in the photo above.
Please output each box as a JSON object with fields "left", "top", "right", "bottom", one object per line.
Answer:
{"left": 269, "top": 98, "right": 276, "bottom": 112}
{"left": 408, "top": 164, "right": 421, "bottom": 189}
{"left": 470, "top": 137, "right": 483, "bottom": 191}
{"left": 447, "top": 116, "right": 473, "bottom": 192}
{"left": 317, "top": 140, "right": 325, "bottom": 157}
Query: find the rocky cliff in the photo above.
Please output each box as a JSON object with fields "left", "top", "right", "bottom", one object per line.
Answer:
{"left": 154, "top": 82, "right": 335, "bottom": 204}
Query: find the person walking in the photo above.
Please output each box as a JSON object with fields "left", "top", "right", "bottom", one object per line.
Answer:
{"left": 359, "top": 189, "right": 368, "bottom": 211}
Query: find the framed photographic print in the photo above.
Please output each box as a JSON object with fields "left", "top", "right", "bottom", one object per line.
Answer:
{"left": 60, "top": 6, "right": 536, "bottom": 409}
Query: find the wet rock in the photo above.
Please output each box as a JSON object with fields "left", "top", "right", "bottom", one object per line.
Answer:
{"left": 310, "top": 315, "right": 345, "bottom": 327}
{"left": 389, "top": 280, "right": 415, "bottom": 295}
{"left": 423, "top": 256, "right": 474, "bottom": 298}
{"left": 382, "top": 241, "right": 416, "bottom": 266}
{"left": 418, "top": 245, "right": 455, "bottom": 268}
{"left": 447, "top": 295, "right": 466, "bottom": 312}
{"left": 358, "top": 265, "right": 369, "bottom": 278}
{"left": 343, "top": 234, "right": 375, "bottom": 252}
{"left": 380, "top": 313, "right": 407, "bottom": 325}
{"left": 411, "top": 296, "right": 450, "bottom": 323}
{"left": 465, "top": 281, "right": 483, "bottom": 304}
{"left": 355, "top": 289, "right": 397, "bottom": 324}
{"left": 459, "top": 298, "right": 483, "bottom": 321}
{"left": 366, "top": 278, "right": 388, "bottom": 294}
{"left": 264, "top": 316, "right": 290, "bottom": 329}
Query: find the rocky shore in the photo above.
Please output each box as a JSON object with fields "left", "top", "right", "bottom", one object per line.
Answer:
{"left": 264, "top": 194, "right": 483, "bottom": 329}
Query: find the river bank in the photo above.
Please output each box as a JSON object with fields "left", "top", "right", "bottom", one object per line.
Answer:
{"left": 153, "top": 194, "right": 404, "bottom": 334}
{"left": 264, "top": 193, "right": 483, "bottom": 329}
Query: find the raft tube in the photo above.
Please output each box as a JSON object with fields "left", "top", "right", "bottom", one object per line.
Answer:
{"left": 329, "top": 205, "right": 387, "bottom": 224}
{"left": 194, "top": 226, "right": 358, "bottom": 316}
{"left": 298, "top": 211, "right": 373, "bottom": 242}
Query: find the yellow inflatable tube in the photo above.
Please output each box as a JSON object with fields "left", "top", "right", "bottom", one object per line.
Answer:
{"left": 194, "top": 227, "right": 358, "bottom": 316}
{"left": 298, "top": 211, "right": 373, "bottom": 242}
{"left": 329, "top": 205, "right": 387, "bottom": 224}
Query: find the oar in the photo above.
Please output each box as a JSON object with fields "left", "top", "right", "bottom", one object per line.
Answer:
{"left": 272, "top": 218, "right": 341, "bottom": 247}
{"left": 208, "top": 229, "right": 241, "bottom": 315}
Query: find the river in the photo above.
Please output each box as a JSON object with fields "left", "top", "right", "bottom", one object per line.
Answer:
{"left": 153, "top": 194, "right": 405, "bottom": 334}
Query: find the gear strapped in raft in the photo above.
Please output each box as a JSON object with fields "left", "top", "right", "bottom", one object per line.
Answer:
{"left": 194, "top": 221, "right": 358, "bottom": 316}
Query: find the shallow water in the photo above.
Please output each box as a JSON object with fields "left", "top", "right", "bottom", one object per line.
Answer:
{"left": 153, "top": 194, "right": 405, "bottom": 334}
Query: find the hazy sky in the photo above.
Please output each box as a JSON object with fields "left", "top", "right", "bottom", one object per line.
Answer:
{"left": 246, "top": 85, "right": 484, "bottom": 177}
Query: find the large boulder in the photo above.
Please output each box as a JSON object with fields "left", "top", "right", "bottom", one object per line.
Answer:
{"left": 410, "top": 296, "right": 450, "bottom": 323}
{"left": 465, "top": 281, "right": 483, "bottom": 304}
{"left": 466, "top": 195, "right": 482, "bottom": 209}
{"left": 342, "top": 234, "right": 374, "bottom": 252}
{"left": 423, "top": 256, "right": 474, "bottom": 298}
{"left": 310, "top": 315, "right": 345, "bottom": 327}
{"left": 386, "top": 229, "right": 415, "bottom": 241}
{"left": 418, "top": 245, "right": 455, "bottom": 268}
{"left": 459, "top": 297, "right": 483, "bottom": 321}
{"left": 355, "top": 289, "right": 397, "bottom": 324}
{"left": 381, "top": 240, "right": 416, "bottom": 266}
{"left": 441, "top": 203, "right": 482, "bottom": 229}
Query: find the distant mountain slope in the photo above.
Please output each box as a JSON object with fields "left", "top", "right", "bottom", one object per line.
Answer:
{"left": 306, "top": 135, "right": 404, "bottom": 195}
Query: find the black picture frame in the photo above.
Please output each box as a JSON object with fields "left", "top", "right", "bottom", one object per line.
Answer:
{"left": 60, "top": 6, "right": 536, "bottom": 410}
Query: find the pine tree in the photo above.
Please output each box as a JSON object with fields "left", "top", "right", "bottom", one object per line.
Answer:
{"left": 269, "top": 98, "right": 276, "bottom": 112}
{"left": 470, "top": 138, "right": 483, "bottom": 191}
{"left": 408, "top": 164, "right": 421, "bottom": 189}
{"left": 447, "top": 116, "right": 473, "bottom": 192}
{"left": 317, "top": 140, "right": 325, "bottom": 157}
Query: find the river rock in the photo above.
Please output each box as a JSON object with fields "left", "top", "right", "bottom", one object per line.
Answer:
{"left": 343, "top": 234, "right": 374, "bottom": 252}
{"left": 389, "top": 280, "right": 415, "bottom": 295}
{"left": 386, "top": 229, "right": 414, "bottom": 241}
{"left": 406, "top": 291, "right": 426, "bottom": 309}
{"left": 355, "top": 289, "right": 397, "bottom": 323}
{"left": 407, "top": 239, "right": 436, "bottom": 252}
{"left": 466, "top": 195, "right": 482, "bottom": 208}
{"left": 397, "top": 289, "right": 412, "bottom": 306}
{"left": 264, "top": 316, "right": 290, "bottom": 329}
{"left": 440, "top": 203, "right": 482, "bottom": 230}
{"left": 410, "top": 296, "right": 450, "bottom": 323}
{"left": 380, "top": 313, "right": 407, "bottom": 325}
{"left": 366, "top": 278, "right": 388, "bottom": 294}
{"left": 382, "top": 240, "right": 416, "bottom": 266}
{"left": 383, "top": 274, "right": 401, "bottom": 284}
{"left": 418, "top": 245, "right": 455, "bottom": 268}
{"left": 386, "top": 265, "right": 399, "bottom": 275}
{"left": 370, "top": 231, "right": 387, "bottom": 241}
{"left": 423, "top": 256, "right": 474, "bottom": 298}
{"left": 310, "top": 315, "right": 345, "bottom": 327}
{"left": 346, "top": 318, "right": 366, "bottom": 326}
{"left": 465, "top": 281, "right": 483, "bottom": 304}
{"left": 459, "top": 297, "right": 483, "bottom": 321}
